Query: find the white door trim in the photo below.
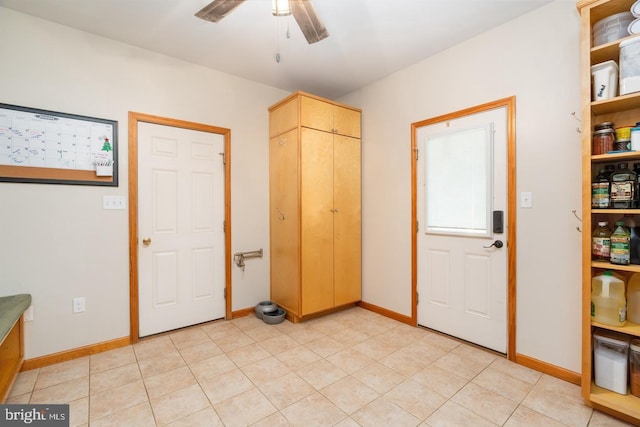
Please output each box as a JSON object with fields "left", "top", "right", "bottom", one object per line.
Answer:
{"left": 410, "top": 97, "right": 517, "bottom": 360}
{"left": 128, "top": 112, "right": 231, "bottom": 343}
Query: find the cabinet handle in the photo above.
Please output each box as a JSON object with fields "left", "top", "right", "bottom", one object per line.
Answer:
{"left": 330, "top": 208, "right": 339, "bottom": 213}
{"left": 279, "top": 138, "right": 286, "bottom": 146}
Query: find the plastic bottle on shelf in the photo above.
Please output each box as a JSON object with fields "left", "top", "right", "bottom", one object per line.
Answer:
{"left": 610, "top": 221, "right": 630, "bottom": 265}
{"left": 591, "top": 271, "right": 627, "bottom": 327}
{"left": 592, "top": 169, "right": 611, "bottom": 208}
{"left": 593, "top": 222, "right": 612, "bottom": 261}
{"left": 628, "top": 273, "right": 640, "bottom": 324}
{"left": 610, "top": 163, "right": 637, "bottom": 208}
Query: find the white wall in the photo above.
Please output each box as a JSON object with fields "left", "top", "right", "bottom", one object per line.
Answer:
{"left": 0, "top": 8, "right": 287, "bottom": 358}
{"left": 341, "top": 1, "right": 583, "bottom": 372}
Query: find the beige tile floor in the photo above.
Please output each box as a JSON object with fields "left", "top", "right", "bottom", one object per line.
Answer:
{"left": 6, "top": 307, "right": 636, "bottom": 426}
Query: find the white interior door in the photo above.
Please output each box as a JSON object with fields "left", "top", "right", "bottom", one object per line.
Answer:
{"left": 138, "top": 122, "right": 226, "bottom": 337}
{"left": 416, "top": 106, "right": 508, "bottom": 353}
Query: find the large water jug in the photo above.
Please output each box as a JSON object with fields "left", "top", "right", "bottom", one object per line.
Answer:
{"left": 628, "top": 273, "right": 640, "bottom": 324}
{"left": 592, "top": 271, "right": 627, "bottom": 327}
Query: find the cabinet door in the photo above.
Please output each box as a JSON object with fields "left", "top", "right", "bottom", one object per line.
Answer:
{"left": 269, "top": 97, "right": 299, "bottom": 138}
{"left": 333, "top": 106, "right": 361, "bottom": 139}
{"left": 300, "top": 96, "right": 333, "bottom": 133}
{"left": 334, "top": 135, "right": 362, "bottom": 305}
{"left": 269, "top": 130, "right": 301, "bottom": 314}
{"left": 300, "top": 127, "right": 335, "bottom": 314}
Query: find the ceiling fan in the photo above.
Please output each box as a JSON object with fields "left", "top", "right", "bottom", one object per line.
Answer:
{"left": 195, "top": 0, "right": 329, "bottom": 44}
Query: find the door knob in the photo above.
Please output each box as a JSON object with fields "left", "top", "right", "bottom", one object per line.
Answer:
{"left": 142, "top": 237, "right": 152, "bottom": 246}
{"left": 483, "top": 240, "right": 503, "bottom": 249}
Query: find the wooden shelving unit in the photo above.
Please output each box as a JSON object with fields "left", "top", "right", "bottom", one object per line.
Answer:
{"left": 579, "top": 0, "right": 640, "bottom": 423}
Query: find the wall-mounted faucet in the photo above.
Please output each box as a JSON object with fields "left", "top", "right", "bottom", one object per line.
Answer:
{"left": 233, "top": 249, "right": 263, "bottom": 271}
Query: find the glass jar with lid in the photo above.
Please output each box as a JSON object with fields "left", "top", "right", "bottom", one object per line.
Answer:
{"left": 593, "top": 128, "right": 615, "bottom": 154}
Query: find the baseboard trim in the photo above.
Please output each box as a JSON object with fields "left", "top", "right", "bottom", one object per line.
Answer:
{"left": 21, "top": 336, "right": 131, "bottom": 371}
{"left": 515, "top": 353, "right": 581, "bottom": 385}
{"left": 357, "top": 301, "right": 414, "bottom": 326}
{"left": 231, "top": 307, "right": 254, "bottom": 319}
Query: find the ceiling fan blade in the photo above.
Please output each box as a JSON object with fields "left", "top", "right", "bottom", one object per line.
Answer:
{"left": 291, "top": 0, "right": 329, "bottom": 44}
{"left": 195, "top": 0, "right": 245, "bottom": 23}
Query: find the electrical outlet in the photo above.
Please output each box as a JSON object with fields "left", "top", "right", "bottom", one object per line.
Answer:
{"left": 72, "top": 297, "right": 86, "bottom": 313}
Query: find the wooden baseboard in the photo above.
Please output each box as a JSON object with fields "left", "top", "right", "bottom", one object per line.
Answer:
{"left": 357, "top": 301, "right": 415, "bottom": 326}
{"left": 231, "top": 307, "right": 255, "bottom": 319}
{"left": 515, "top": 353, "right": 581, "bottom": 385}
{"left": 21, "top": 336, "right": 131, "bottom": 371}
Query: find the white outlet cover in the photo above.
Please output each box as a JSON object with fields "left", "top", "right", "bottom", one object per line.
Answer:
{"left": 103, "top": 195, "right": 126, "bottom": 210}
{"left": 520, "top": 192, "right": 533, "bottom": 208}
{"left": 73, "top": 297, "right": 86, "bottom": 313}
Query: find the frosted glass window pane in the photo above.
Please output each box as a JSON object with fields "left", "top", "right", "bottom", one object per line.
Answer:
{"left": 424, "top": 124, "right": 492, "bottom": 236}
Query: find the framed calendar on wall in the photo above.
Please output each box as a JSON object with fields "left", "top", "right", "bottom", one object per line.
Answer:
{"left": 0, "top": 103, "right": 118, "bottom": 186}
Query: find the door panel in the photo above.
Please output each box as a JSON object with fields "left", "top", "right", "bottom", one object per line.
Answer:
{"left": 300, "top": 96, "right": 333, "bottom": 134}
{"left": 193, "top": 247, "right": 215, "bottom": 299}
{"left": 334, "top": 135, "right": 362, "bottom": 305}
{"left": 269, "top": 130, "right": 300, "bottom": 313}
{"left": 428, "top": 249, "right": 450, "bottom": 307}
{"left": 153, "top": 251, "right": 178, "bottom": 306}
{"left": 138, "top": 122, "right": 225, "bottom": 337}
{"left": 464, "top": 253, "right": 491, "bottom": 317}
{"left": 301, "top": 127, "right": 334, "bottom": 314}
{"left": 333, "top": 106, "right": 361, "bottom": 138}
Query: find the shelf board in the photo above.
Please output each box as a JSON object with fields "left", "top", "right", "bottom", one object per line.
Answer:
{"left": 590, "top": 384, "right": 640, "bottom": 421}
{"left": 591, "top": 209, "right": 640, "bottom": 214}
{"left": 591, "top": 320, "right": 640, "bottom": 337}
{"left": 591, "top": 93, "right": 640, "bottom": 115}
{"left": 592, "top": 151, "right": 640, "bottom": 163}
{"left": 592, "top": 261, "right": 640, "bottom": 272}
{"left": 591, "top": 34, "right": 639, "bottom": 65}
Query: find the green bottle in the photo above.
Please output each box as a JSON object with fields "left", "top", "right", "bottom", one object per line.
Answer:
{"left": 610, "top": 220, "right": 630, "bottom": 265}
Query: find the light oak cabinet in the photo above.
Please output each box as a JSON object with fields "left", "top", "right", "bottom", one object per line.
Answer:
{"left": 269, "top": 92, "right": 362, "bottom": 322}
{"left": 578, "top": 0, "right": 640, "bottom": 423}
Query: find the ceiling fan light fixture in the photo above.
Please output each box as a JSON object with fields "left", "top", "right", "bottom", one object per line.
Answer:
{"left": 272, "top": 0, "right": 292, "bottom": 16}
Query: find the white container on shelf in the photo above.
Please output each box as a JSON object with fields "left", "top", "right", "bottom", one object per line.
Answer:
{"left": 593, "top": 11, "right": 633, "bottom": 45}
{"left": 591, "top": 60, "right": 619, "bottom": 101}
{"left": 620, "top": 35, "right": 640, "bottom": 95}
{"left": 593, "top": 329, "right": 630, "bottom": 394}
{"left": 633, "top": 0, "right": 640, "bottom": 18}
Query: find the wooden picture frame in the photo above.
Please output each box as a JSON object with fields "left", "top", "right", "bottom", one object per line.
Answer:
{"left": 0, "top": 103, "right": 118, "bottom": 186}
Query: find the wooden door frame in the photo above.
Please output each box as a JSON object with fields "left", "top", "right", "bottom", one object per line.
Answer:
{"left": 410, "top": 96, "right": 517, "bottom": 360}
{"left": 128, "top": 112, "right": 232, "bottom": 344}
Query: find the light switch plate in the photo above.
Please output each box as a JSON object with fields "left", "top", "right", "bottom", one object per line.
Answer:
{"left": 103, "top": 195, "right": 126, "bottom": 210}
{"left": 520, "top": 192, "right": 533, "bottom": 208}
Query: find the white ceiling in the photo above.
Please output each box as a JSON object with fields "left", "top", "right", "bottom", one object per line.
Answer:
{"left": 0, "top": 0, "right": 553, "bottom": 99}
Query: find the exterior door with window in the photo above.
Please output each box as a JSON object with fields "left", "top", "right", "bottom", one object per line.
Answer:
{"left": 416, "top": 105, "right": 508, "bottom": 353}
